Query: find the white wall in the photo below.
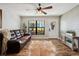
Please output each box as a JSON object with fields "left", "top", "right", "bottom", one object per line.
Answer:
{"left": 0, "top": 5, "right": 21, "bottom": 30}
{"left": 60, "top": 5, "right": 79, "bottom": 36}
{"left": 0, "top": 4, "right": 60, "bottom": 39}
{"left": 21, "top": 16, "right": 59, "bottom": 39}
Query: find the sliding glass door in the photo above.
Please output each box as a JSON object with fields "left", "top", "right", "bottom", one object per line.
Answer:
{"left": 28, "top": 20, "right": 36, "bottom": 35}
{"left": 28, "top": 20, "right": 45, "bottom": 35}
{"left": 37, "top": 21, "right": 45, "bottom": 35}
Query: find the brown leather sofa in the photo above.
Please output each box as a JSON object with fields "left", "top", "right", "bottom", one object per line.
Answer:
{"left": 7, "top": 29, "right": 31, "bottom": 53}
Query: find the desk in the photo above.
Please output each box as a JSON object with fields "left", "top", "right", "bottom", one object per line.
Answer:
{"left": 73, "top": 37, "right": 79, "bottom": 51}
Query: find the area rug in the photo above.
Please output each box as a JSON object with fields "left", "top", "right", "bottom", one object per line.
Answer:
{"left": 7, "top": 39, "right": 57, "bottom": 56}
{"left": 28, "top": 40, "right": 56, "bottom": 56}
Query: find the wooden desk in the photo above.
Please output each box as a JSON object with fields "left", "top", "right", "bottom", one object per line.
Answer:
{"left": 73, "top": 37, "right": 79, "bottom": 51}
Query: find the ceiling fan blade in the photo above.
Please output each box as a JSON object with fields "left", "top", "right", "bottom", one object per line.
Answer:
{"left": 41, "top": 10, "right": 47, "bottom": 15}
{"left": 42, "top": 6, "right": 52, "bottom": 10}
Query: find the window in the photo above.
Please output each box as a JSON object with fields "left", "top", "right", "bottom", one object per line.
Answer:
{"left": 28, "top": 20, "right": 45, "bottom": 35}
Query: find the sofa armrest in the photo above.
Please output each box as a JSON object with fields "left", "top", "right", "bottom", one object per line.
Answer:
{"left": 7, "top": 40, "right": 20, "bottom": 53}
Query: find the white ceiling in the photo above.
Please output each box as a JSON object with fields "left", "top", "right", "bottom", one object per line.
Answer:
{"left": 0, "top": 3, "right": 79, "bottom": 16}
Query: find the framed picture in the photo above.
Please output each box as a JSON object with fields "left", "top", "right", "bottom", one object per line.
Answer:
{"left": 50, "top": 21, "right": 56, "bottom": 30}
{"left": 0, "top": 9, "right": 2, "bottom": 28}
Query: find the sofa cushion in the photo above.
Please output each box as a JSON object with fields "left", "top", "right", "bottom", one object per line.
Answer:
{"left": 10, "top": 30, "right": 17, "bottom": 40}
{"left": 15, "top": 30, "right": 21, "bottom": 39}
{"left": 20, "top": 30, "right": 24, "bottom": 36}
{"left": 18, "top": 36, "right": 30, "bottom": 43}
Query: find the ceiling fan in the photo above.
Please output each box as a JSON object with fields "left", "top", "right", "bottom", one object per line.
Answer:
{"left": 36, "top": 3, "right": 53, "bottom": 15}
{"left": 26, "top": 3, "right": 53, "bottom": 15}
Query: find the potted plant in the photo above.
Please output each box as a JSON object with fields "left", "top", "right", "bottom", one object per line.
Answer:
{"left": 22, "top": 23, "right": 27, "bottom": 34}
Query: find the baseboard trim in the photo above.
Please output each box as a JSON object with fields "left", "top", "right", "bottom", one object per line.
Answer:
{"left": 48, "top": 38, "right": 59, "bottom": 39}
{"left": 31, "top": 37, "right": 59, "bottom": 40}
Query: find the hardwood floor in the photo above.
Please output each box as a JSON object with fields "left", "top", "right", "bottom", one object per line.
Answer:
{"left": 51, "top": 39, "right": 79, "bottom": 56}
{"left": 6, "top": 39, "right": 79, "bottom": 56}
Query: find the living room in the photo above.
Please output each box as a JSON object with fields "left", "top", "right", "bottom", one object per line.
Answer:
{"left": 0, "top": 3, "right": 79, "bottom": 56}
